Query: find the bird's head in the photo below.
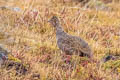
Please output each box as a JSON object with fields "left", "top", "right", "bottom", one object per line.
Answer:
{"left": 48, "top": 16, "right": 60, "bottom": 27}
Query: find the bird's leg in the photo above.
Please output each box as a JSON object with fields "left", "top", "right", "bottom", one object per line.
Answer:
{"left": 63, "top": 54, "right": 72, "bottom": 63}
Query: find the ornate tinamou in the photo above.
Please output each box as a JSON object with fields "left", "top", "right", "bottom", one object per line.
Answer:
{"left": 48, "top": 16, "right": 93, "bottom": 59}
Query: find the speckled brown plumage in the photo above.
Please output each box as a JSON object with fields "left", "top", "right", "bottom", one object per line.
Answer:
{"left": 48, "top": 16, "right": 93, "bottom": 58}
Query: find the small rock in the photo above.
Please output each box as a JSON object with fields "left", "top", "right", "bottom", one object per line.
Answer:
{"left": 12, "top": 7, "right": 21, "bottom": 12}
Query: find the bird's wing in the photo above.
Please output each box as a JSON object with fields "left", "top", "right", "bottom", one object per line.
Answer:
{"left": 57, "top": 37, "right": 76, "bottom": 55}
{"left": 71, "top": 36, "right": 92, "bottom": 54}
{"left": 58, "top": 35, "right": 92, "bottom": 55}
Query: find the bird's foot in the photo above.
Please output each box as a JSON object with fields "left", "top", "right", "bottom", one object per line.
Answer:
{"left": 63, "top": 55, "right": 71, "bottom": 64}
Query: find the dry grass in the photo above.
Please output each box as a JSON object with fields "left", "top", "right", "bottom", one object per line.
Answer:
{"left": 0, "top": 0, "right": 120, "bottom": 80}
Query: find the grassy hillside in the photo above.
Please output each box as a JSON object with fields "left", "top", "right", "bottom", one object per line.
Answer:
{"left": 0, "top": 0, "right": 120, "bottom": 80}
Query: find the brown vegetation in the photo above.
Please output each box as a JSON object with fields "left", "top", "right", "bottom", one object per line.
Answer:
{"left": 0, "top": 0, "right": 120, "bottom": 80}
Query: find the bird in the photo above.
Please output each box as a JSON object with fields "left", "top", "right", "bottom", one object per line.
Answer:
{"left": 48, "top": 16, "right": 93, "bottom": 59}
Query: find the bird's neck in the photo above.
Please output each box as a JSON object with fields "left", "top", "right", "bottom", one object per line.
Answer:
{"left": 55, "top": 24, "right": 66, "bottom": 37}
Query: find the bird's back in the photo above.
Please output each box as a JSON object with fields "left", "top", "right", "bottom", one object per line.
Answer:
{"left": 57, "top": 33, "right": 93, "bottom": 58}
